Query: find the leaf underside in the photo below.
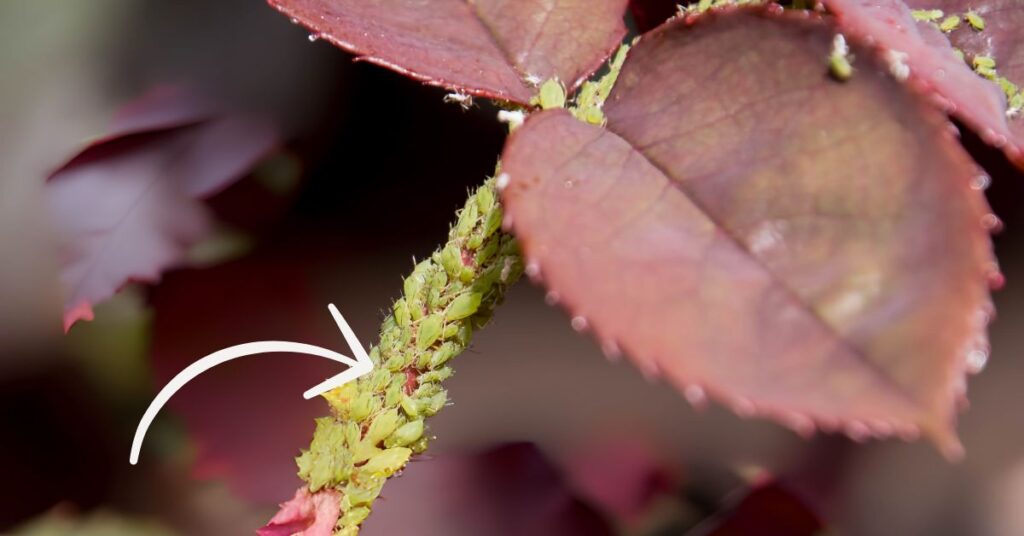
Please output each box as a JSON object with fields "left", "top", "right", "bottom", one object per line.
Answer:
{"left": 501, "top": 8, "right": 995, "bottom": 456}
{"left": 267, "top": 0, "right": 629, "bottom": 103}
{"left": 818, "top": 0, "right": 1024, "bottom": 168}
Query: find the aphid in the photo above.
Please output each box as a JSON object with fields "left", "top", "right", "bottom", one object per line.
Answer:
{"left": 340, "top": 506, "right": 372, "bottom": 527}
{"left": 365, "top": 408, "right": 402, "bottom": 445}
{"left": 446, "top": 291, "right": 482, "bottom": 320}
{"left": 535, "top": 79, "right": 566, "bottom": 110}
{"left": 996, "top": 76, "right": 1019, "bottom": 99}
{"left": 965, "top": 10, "right": 985, "bottom": 30}
{"left": 344, "top": 484, "right": 382, "bottom": 507}
{"left": 384, "top": 419, "right": 425, "bottom": 448}
{"left": 828, "top": 34, "right": 853, "bottom": 81}
{"left": 359, "top": 447, "right": 411, "bottom": 478}
{"left": 442, "top": 92, "right": 474, "bottom": 110}
{"left": 910, "top": 8, "right": 943, "bottom": 22}
{"left": 393, "top": 298, "right": 410, "bottom": 327}
{"left": 1008, "top": 92, "right": 1023, "bottom": 118}
{"left": 939, "top": 15, "right": 961, "bottom": 33}
{"left": 972, "top": 55, "right": 997, "bottom": 79}
{"left": 416, "top": 314, "right": 443, "bottom": 350}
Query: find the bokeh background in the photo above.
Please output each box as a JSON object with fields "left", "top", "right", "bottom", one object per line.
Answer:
{"left": 2, "top": 1, "right": 1023, "bottom": 535}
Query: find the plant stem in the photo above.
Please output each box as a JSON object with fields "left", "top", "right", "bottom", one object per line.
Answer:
{"left": 294, "top": 174, "right": 523, "bottom": 535}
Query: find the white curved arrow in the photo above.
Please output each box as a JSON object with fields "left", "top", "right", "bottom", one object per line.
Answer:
{"left": 130, "top": 303, "right": 373, "bottom": 465}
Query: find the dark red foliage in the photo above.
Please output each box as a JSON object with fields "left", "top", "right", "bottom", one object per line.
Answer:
{"left": 501, "top": 8, "right": 995, "bottom": 456}
{"left": 267, "top": 0, "right": 629, "bottom": 103}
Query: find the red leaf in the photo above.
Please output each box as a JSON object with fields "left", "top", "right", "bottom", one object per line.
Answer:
{"left": 258, "top": 487, "right": 341, "bottom": 536}
{"left": 905, "top": 0, "right": 1024, "bottom": 144}
{"left": 563, "top": 436, "right": 677, "bottom": 522}
{"left": 694, "top": 481, "right": 824, "bottom": 536}
{"left": 48, "top": 89, "right": 277, "bottom": 331}
{"left": 820, "top": 0, "right": 1024, "bottom": 168}
{"left": 500, "top": 8, "right": 994, "bottom": 457}
{"left": 266, "top": 0, "right": 629, "bottom": 103}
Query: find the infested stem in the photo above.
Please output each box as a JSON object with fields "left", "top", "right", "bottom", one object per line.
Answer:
{"left": 294, "top": 175, "right": 523, "bottom": 535}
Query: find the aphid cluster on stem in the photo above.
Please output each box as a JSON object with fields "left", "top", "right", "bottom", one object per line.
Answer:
{"left": 294, "top": 177, "right": 522, "bottom": 535}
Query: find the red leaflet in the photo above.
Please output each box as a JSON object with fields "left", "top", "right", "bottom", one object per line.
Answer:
{"left": 267, "top": 0, "right": 628, "bottom": 103}
{"left": 696, "top": 481, "right": 824, "bottom": 536}
{"left": 48, "top": 89, "right": 277, "bottom": 331}
{"left": 258, "top": 487, "right": 341, "bottom": 536}
{"left": 501, "top": 8, "right": 995, "bottom": 457}
{"left": 820, "top": 0, "right": 1023, "bottom": 168}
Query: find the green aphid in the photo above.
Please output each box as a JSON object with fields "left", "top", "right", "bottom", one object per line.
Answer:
{"left": 349, "top": 391, "right": 376, "bottom": 421}
{"left": 911, "top": 8, "right": 943, "bottom": 22}
{"left": 483, "top": 207, "right": 503, "bottom": 237}
{"left": 352, "top": 440, "right": 379, "bottom": 464}
{"left": 342, "top": 421, "right": 361, "bottom": 448}
{"left": 345, "top": 483, "right": 382, "bottom": 507}
{"left": 536, "top": 79, "right": 566, "bottom": 109}
{"left": 428, "top": 342, "right": 459, "bottom": 368}
{"left": 976, "top": 66, "right": 997, "bottom": 80}
{"left": 828, "top": 34, "right": 853, "bottom": 81}
{"left": 414, "top": 382, "right": 441, "bottom": 399}
{"left": 385, "top": 376, "right": 405, "bottom": 406}
{"left": 365, "top": 408, "right": 402, "bottom": 445}
{"left": 442, "top": 243, "right": 466, "bottom": 276}
{"left": 475, "top": 238, "right": 499, "bottom": 265}
{"left": 972, "top": 55, "right": 998, "bottom": 80}
{"left": 360, "top": 447, "right": 412, "bottom": 478}
{"left": 422, "top": 390, "right": 448, "bottom": 416}
{"left": 446, "top": 291, "right": 482, "bottom": 320}
{"left": 419, "top": 366, "right": 453, "bottom": 384}
{"left": 400, "top": 394, "right": 420, "bottom": 418}
{"left": 368, "top": 367, "right": 390, "bottom": 392}
{"left": 340, "top": 506, "right": 371, "bottom": 527}
{"left": 455, "top": 202, "right": 478, "bottom": 239}
{"left": 997, "top": 77, "right": 1019, "bottom": 99}
{"left": 953, "top": 48, "right": 966, "bottom": 63}
{"left": 965, "top": 10, "right": 985, "bottom": 30}
{"left": 1009, "top": 93, "right": 1023, "bottom": 117}
{"left": 383, "top": 352, "right": 407, "bottom": 372}
{"left": 939, "top": 15, "right": 961, "bottom": 32}
{"left": 416, "top": 314, "right": 443, "bottom": 350}
{"left": 973, "top": 55, "right": 996, "bottom": 69}
{"left": 384, "top": 419, "right": 424, "bottom": 448}
{"left": 475, "top": 186, "right": 495, "bottom": 213}
{"left": 393, "top": 298, "right": 410, "bottom": 327}
{"left": 697, "top": 0, "right": 713, "bottom": 12}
